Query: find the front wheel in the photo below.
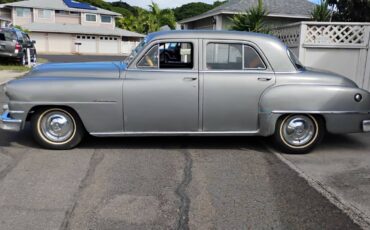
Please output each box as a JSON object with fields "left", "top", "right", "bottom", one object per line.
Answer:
{"left": 274, "top": 114, "right": 325, "bottom": 154}
{"left": 31, "top": 108, "right": 84, "bottom": 150}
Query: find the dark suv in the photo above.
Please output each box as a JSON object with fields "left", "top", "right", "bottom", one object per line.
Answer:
{"left": 0, "top": 27, "right": 37, "bottom": 65}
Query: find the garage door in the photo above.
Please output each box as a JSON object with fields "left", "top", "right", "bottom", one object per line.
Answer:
{"left": 29, "top": 32, "right": 47, "bottom": 52}
{"left": 76, "top": 35, "right": 97, "bottom": 54}
{"left": 98, "top": 36, "right": 119, "bottom": 54}
{"left": 48, "top": 33, "right": 73, "bottom": 53}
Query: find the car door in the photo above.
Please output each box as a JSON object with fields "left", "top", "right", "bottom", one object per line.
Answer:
{"left": 123, "top": 39, "right": 199, "bottom": 132}
{"left": 202, "top": 40, "right": 275, "bottom": 132}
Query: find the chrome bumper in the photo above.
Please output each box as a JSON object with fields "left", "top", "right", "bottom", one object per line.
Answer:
{"left": 0, "top": 110, "right": 22, "bottom": 132}
{"left": 363, "top": 120, "right": 370, "bottom": 132}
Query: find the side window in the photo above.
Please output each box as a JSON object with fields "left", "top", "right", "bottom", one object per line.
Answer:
{"left": 137, "top": 45, "right": 159, "bottom": 68}
{"left": 244, "top": 46, "right": 266, "bottom": 70}
{"left": 15, "top": 31, "right": 24, "bottom": 43}
{"left": 159, "top": 42, "right": 193, "bottom": 69}
{"left": 206, "top": 43, "right": 243, "bottom": 70}
{"left": 22, "top": 33, "right": 30, "bottom": 42}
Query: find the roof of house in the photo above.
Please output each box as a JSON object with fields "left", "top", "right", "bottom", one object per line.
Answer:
{"left": 0, "top": 0, "right": 121, "bottom": 16}
{"left": 23, "top": 23, "right": 144, "bottom": 37}
{"left": 179, "top": 0, "right": 316, "bottom": 23}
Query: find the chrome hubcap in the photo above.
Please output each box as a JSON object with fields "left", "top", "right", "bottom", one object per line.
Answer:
{"left": 282, "top": 116, "right": 316, "bottom": 147}
{"left": 40, "top": 111, "right": 74, "bottom": 143}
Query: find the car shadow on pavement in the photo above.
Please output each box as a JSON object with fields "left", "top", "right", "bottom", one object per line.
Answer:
{"left": 0, "top": 125, "right": 366, "bottom": 153}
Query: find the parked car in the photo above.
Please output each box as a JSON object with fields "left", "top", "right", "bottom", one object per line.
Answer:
{"left": 0, "top": 27, "right": 37, "bottom": 65}
{"left": 1, "top": 31, "right": 370, "bottom": 153}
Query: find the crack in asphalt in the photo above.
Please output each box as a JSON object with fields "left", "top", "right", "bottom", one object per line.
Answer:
{"left": 59, "top": 149, "right": 104, "bottom": 230}
{"left": 175, "top": 148, "right": 193, "bottom": 230}
{"left": 0, "top": 148, "right": 29, "bottom": 182}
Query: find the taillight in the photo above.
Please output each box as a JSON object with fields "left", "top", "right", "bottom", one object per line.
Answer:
{"left": 15, "top": 43, "right": 21, "bottom": 53}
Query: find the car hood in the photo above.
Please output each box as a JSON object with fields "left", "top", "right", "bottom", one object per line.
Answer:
{"left": 26, "top": 61, "right": 126, "bottom": 79}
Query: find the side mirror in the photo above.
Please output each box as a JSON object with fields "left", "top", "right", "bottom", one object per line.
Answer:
{"left": 32, "top": 40, "right": 36, "bottom": 44}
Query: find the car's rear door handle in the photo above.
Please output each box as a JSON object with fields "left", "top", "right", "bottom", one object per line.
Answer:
{"left": 258, "top": 77, "right": 272, "bottom": 81}
{"left": 183, "top": 77, "right": 198, "bottom": 81}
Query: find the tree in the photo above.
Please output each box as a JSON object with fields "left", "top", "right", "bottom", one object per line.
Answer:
{"left": 117, "top": 2, "right": 176, "bottom": 34}
{"left": 173, "top": 2, "right": 225, "bottom": 21}
{"left": 230, "top": 0, "right": 270, "bottom": 33}
{"left": 327, "top": 0, "right": 370, "bottom": 22}
{"left": 311, "top": 0, "right": 331, "bottom": 21}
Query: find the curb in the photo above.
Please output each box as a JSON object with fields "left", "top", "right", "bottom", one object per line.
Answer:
{"left": 266, "top": 144, "right": 370, "bottom": 229}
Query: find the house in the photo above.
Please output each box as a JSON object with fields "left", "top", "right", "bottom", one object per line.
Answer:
{"left": 0, "top": 0, "right": 144, "bottom": 55}
{"left": 179, "top": 0, "right": 316, "bottom": 30}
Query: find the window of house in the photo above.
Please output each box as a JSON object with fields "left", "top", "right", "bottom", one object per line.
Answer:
{"left": 16, "top": 8, "right": 31, "bottom": 17}
{"left": 206, "top": 43, "right": 243, "bottom": 70}
{"left": 101, "top": 15, "right": 112, "bottom": 23}
{"left": 86, "top": 14, "right": 97, "bottom": 22}
{"left": 137, "top": 45, "right": 159, "bottom": 68}
{"left": 244, "top": 46, "right": 266, "bottom": 69}
{"left": 38, "top": 9, "right": 52, "bottom": 19}
{"left": 56, "top": 10, "right": 69, "bottom": 15}
{"left": 159, "top": 42, "right": 193, "bottom": 69}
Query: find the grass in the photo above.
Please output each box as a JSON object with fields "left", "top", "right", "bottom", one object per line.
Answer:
{"left": 0, "top": 57, "right": 49, "bottom": 72}
{"left": 0, "top": 65, "right": 31, "bottom": 72}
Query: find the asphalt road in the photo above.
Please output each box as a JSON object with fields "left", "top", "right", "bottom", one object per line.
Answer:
{"left": 0, "top": 84, "right": 362, "bottom": 229}
{"left": 39, "top": 54, "right": 126, "bottom": 63}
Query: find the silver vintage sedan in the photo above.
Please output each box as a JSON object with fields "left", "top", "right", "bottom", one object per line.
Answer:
{"left": 1, "top": 31, "right": 370, "bottom": 154}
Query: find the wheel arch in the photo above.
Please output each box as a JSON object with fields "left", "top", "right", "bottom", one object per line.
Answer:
{"left": 26, "top": 105, "right": 87, "bottom": 132}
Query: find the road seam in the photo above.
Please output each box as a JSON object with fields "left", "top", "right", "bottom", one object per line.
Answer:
{"left": 265, "top": 145, "right": 370, "bottom": 229}
{"left": 175, "top": 148, "right": 193, "bottom": 230}
{"left": 59, "top": 149, "right": 104, "bottom": 230}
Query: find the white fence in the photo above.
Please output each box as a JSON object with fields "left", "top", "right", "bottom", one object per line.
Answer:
{"left": 274, "top": 22, "right": 370, "bottom": 91}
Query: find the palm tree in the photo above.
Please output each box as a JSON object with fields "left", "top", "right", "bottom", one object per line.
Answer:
{"left": 117, "top": 2, "right": 176, "bottom": 34}
{"left": 230, "top": 0, "right": 270, "bottom": 34}
{"left": 148, "top": 2, "right": 176, "bottom": 31}
{"left": 311, "top": 0, "right": 331, "bottom": 22}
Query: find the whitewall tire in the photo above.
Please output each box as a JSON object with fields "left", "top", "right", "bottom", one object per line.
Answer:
{"left": 31, "top": 108, "right": 84, "bottom": 150}
{"left": 274, "top": 114, "right": 325, "bottom": 154}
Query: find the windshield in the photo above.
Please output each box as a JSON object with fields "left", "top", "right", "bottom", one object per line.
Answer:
{"left": 124, "top": 39, "right": 147, "bottom": 65}
{"left": 287, "top": 49, "right": 305, "bottom": 71}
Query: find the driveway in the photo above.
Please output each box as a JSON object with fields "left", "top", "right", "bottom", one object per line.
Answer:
{"left": 39, "top": 54, "right": 126, "bottom": 63}
{"left": 0, "top": 82, "right": 369, "bottom": 229}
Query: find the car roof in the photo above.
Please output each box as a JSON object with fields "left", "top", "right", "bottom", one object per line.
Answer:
{"left": 146, "top": 30, "right": 280, "bottom": 43}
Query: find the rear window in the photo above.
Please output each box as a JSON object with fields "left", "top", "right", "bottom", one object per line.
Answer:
{"left": 0, "top": 31, "right": 15, "bottom": 41}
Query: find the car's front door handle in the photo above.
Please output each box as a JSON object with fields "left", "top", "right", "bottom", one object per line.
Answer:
{"left": 183, "top": 77, "right": 198, "bottom": 82}
{"left": 258, "top": 77, "right": 272, "bottom": 82}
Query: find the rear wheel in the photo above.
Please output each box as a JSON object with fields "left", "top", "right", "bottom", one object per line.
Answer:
{"left": 18, "top": 53, "right": 26, "bottom": 65}
{"left": 31, "top": 108, "right": 84, "bottom": 150}
{"left": 274, "top": 114, "right": 324, "bottom": 154}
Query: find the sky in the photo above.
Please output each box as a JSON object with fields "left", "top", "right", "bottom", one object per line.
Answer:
{"left": 106, "top": 0, "right": 321, "bottom": 9}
